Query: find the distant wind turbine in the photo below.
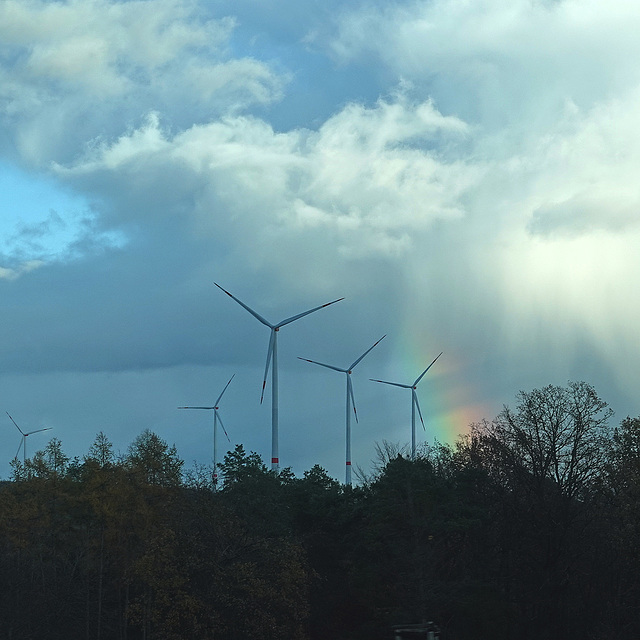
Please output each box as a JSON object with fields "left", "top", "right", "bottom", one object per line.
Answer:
{"left": 6, "top": 411, "right": 52, "bottom": 464}
{"left": 370, "top": 352, "right": 443, "bottom": 460}
{"left": 215, "top": 282, "right": 343, "bottom": 471}
{"left": 178, "top": 374, "right": 234, "bottom": 486}
{"left": 298, "top": 335, "right": 385, "bottom": 486}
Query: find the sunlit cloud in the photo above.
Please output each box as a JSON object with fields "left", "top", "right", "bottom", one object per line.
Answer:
{"left": 0, "top": 0, "right": 284, "bottom": 164}
{"left": 0, "top": 260, "right": 45, "bottom": 281}
{"left": 56, "top": 90, "right": 477, "bottom": 265}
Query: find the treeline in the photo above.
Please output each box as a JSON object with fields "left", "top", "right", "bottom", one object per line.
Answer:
{"left": 0, "top": 381, "right": 639, "bottom": 639}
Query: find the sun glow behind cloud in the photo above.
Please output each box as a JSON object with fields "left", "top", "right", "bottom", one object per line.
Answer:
{"left": 500, "top": 231, "right": 640, "bottom": 390}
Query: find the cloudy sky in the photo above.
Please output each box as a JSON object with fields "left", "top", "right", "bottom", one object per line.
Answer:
{"left": 1, "top": 0, "right": 639, "bottom": 480}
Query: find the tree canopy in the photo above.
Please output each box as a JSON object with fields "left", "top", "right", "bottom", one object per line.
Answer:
{"left": 0, "top": 381, "right": 637, "bottom": 639}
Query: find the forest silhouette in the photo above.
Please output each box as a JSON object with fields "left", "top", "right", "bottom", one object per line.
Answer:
{"left": 1, "top": 381, "right": 638, "bottom": 639}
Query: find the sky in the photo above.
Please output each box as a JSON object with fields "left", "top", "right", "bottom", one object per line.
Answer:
{"left": 1, "top": 0, "right": 639, "bottom": 481}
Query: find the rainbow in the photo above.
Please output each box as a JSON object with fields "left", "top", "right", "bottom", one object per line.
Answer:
{"left": 397, "top": 322, "right": 489, "bottom": 447}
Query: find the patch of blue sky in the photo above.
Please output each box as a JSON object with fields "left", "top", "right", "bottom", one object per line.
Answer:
{"left": 215, "top": 4, "right": 386, "bottom": 131}
{"left": 265, "top": 53, "right": 386, "bottom": 133}
{"left": 0, "top": 162, "right": 124, "bottom": 263}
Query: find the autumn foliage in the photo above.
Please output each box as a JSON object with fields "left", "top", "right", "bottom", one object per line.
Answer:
{"left": 1, "top": 383, "right": 639, "bottom": 639}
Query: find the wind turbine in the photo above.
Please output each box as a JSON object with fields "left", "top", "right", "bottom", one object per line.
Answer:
{"left": 215, "top": 282, "right": 343, "bottom": 471}
{"left": 370, "top": 352, "right": 443, "bottom": 460}
{"left": 7, "top": 411, "right": 52, "bottom": 464}
{"left": 178, "top": 374, "right": 235, "bottom": 487}
{"left": 298, "top": 335, "right": 385, "bottom": 486}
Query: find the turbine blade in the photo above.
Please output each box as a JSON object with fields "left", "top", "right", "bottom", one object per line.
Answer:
{"left": 414, "top": 352, "right": 443, "bottom": 386}
{"left": 413, "top": 389, "right": 426, "bottom": 430}
{"left": 15, "top": 439, "right": 23, "bottom": 460}
{"left": 215, "top": 374, "right": 235, "bottom": 406}
{"left": 216, "top": 410, "right": 231, "bottom": 443}
{"left": 297, "top": 357, "right": 346, "bottom": 373}
{"left": 214, "top": 283, "right": 274, "bottom": 328}
{"left": 349, "top": 334, "right": 386, "bottom": 370}
{"left": 25, "top": 427, "right": 52, "bottom": 436}
{"left": 370, "top": 379, "right": 411, "bottom": 389}
{"left": 348, "top": 376, "right": 358, "bottom": 423}
{"left": 6, "top": 411, "right": 25, "bottom": 435}
{"left": 261, "top": 330, "right": 275, "bottom": 404}
{"left": 275, "top": 297, "right": 344, "bottom": 328}
{"left": 178, "top": 406, "right": 214, "bottom": 410}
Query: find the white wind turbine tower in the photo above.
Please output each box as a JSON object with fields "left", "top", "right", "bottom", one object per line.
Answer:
{"left": 298, "top": 335, "right": 385, "bottom": 486}
{"left": 178, "top": 374, "right": 234, "bottom": 486}
{"left": 371, "top": 352, "right": 443, "bottom": 460}
{"left": 215, "top": 283, "right": 343, "bottom": 471}
{"left": 7, "top": 411, "right": 52, "bottom": 464}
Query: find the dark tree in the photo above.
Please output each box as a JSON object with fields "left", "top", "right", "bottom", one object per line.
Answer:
{"left": 461, "top": 382, "right": 614, "bottom": 639}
